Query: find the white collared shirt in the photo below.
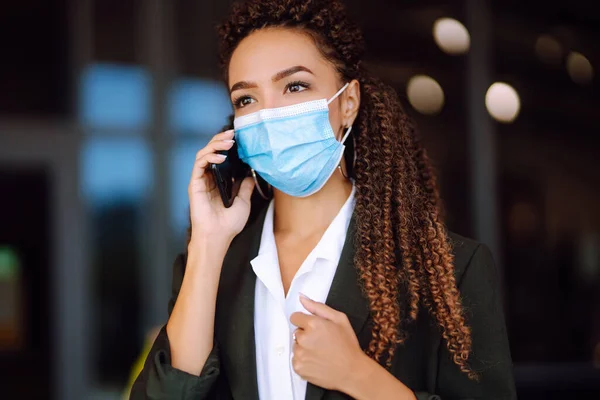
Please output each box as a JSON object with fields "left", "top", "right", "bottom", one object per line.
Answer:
{"left": 251, "top": 185, "right": 356, "bottom": 400}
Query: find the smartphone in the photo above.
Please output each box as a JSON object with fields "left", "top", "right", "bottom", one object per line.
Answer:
{"left": 210, "top": 141, "right": 250, "bottom": 208}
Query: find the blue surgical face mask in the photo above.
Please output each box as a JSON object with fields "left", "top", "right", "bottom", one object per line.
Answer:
{"left": 233, "top": 83, "right": 352, "bottom": 197}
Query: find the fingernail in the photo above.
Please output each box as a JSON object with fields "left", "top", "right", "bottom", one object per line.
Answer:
{"left": 223, "top": 139, "right": 235, "bottom": 143}
{"left": 299, "top": 292, "right": 312, "bottom": 301}
{"left": 225, "top": 129, "right": 234, "bottom": 134}
{"left": 217, "top": 154, "right": 227, "bottom": 160}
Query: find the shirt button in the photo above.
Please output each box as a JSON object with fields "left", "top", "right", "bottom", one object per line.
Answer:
{"left": 275, "top": 345, "right": 285, "bottom": 356}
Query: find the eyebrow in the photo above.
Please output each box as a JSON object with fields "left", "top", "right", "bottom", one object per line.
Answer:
{"left": 229, "top": 65, "right": 314, "bottom": 93}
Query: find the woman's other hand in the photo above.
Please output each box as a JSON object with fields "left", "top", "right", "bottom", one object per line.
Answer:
{"left": 188, "top": 129, "right": 255, "bottom": 244}
{"left": 289, "top": 294, "right": 366, "bottom": 392}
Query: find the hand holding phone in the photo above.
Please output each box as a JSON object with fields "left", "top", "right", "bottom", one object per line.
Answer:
{"left": 187, "top": 129, "right": 255, "bottom": 243}
{"left": 210, "top": 140, "right": 251, "bottom": 208}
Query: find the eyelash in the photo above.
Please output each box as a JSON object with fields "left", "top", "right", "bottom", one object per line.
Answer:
{"left": 232, "top": 80, "right": 311, "bottom": 109}
{"left": 232, "top": 95, "right": 252, "bottom": 109}
{"left": 285, "top": 80, "right": 311, "bottom": 93}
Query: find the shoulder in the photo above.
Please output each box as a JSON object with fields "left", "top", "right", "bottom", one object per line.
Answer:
{"left": 447, "top": 231, "right": 495, "bottom": 287}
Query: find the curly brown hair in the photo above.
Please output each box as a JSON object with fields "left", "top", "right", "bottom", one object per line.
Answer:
{"left": 216, "top": 0, "right": 478, "bottom": 381}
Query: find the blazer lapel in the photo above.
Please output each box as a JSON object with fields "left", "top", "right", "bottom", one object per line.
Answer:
{"left": 305, "top": 214, "right": 371, "bottom": 400}
{"left": 215, "top": 207, "right": 268, "bottom": 400}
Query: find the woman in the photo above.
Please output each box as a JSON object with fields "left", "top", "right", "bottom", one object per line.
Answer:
{"left": 132, "top": 0, "right": 516, "bottom": 399}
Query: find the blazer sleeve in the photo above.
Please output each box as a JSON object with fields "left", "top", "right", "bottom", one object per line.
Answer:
{"left": 130, "top": 253, "right": 221, "bottom": 399}
{"left": 415, "top": 243, "right": 517, "bottom": 400}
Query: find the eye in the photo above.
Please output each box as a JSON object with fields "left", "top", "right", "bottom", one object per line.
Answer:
{"left": 285, "top": 80, "right": 310, "bottom": 94}
{"left": 232, "top": 95, "right": 255, "bottom": 109}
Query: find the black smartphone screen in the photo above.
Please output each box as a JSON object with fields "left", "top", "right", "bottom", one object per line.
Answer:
{"left": 210, "top": 141, "right": 250, "bottom": 208}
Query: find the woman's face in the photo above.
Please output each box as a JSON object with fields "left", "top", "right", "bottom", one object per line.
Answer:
{"left": 228, "top": 27, "right": 359, "bottom": 139}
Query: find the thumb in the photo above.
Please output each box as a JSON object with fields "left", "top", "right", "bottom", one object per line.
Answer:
{"left": 234, "top": 176, "right": 255, "bottom": 205}
{"left": 299, "top": 293, "right": 338, "bottom": 321}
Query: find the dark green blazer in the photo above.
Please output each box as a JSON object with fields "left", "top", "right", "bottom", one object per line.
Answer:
{"left": 131, "top": 207, "right": 516, "bottom": 400}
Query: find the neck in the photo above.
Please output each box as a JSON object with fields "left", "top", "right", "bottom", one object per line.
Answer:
{"left": 272, "top": 173, "right": 353, "bottom": 237}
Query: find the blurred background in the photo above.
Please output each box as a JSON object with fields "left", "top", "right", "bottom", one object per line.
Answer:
{"left": 0, "top": 0, "right": 598, "bottom": 399}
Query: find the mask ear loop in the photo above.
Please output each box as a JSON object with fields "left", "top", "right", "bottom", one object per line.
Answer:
{"left": 337, "top": 126, "right": 354, "bottom": 179}
{"left": 327, "top": 82, "right": 350, "bottom": 105}
{"left": 340, "top": 125, "right": 353, "bottom": 144}
{"left": 329, "top": 83, "right": 353, "bottom": 179}
{"left": 251, "top": 168, "right": 271, "bottom": 200}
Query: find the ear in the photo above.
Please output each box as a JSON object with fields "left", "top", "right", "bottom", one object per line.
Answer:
{"left": 342, "top": 79, "right": 361, "bottom": 128}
